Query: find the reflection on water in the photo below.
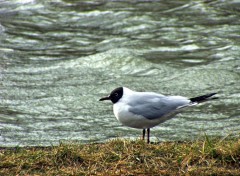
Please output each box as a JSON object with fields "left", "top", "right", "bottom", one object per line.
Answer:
{"left": 0, "top": 0, "right": 240, "bottom": 146}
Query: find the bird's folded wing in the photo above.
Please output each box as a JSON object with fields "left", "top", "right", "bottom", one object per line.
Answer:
{"left": 128, "top": 94, "right": 190, "bottom": 120}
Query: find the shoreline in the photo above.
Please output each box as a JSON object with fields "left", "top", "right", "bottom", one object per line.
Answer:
{"left": 1, "top": 137, "right": 239, "bottom": 175}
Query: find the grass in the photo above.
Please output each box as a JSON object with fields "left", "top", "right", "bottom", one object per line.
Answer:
{"left": 0, "top": 136, "right": 239, "bottom": 175}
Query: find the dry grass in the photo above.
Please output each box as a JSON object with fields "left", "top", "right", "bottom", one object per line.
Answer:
{"left": 0, "top": 136, "right": 239, "bottom": 175}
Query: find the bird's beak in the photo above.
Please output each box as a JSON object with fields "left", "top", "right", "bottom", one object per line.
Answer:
{"left": 99, "top": 96, "right": 111, "bottom": 101}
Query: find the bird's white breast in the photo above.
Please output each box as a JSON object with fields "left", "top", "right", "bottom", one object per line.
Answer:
{"left": 113, "top": 102, "right": 162, "bottom": 129}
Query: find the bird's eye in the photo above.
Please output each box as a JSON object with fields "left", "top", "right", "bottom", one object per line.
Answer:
{"left": 114, "top": 93, "right": 118, "bottom": 97}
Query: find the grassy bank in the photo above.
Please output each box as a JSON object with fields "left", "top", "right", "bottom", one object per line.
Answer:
{"left": 0, "top": 137, "right": 239, "bottom": 175}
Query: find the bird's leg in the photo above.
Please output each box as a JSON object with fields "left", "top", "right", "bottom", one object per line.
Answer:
{"left": 147, "top": 128, "right": 150, "bottom": 144}
{"left": 142, "top": 129, "right": 146, "bottom": 141}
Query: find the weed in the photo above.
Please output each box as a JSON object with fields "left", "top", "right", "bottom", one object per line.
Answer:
{"left": 0, "top": 137, "right": 239, "bottom": 175}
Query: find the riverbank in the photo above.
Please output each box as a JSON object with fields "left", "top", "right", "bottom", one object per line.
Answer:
{"left": 0, "top": 136, "right": 239, "bottom": 175}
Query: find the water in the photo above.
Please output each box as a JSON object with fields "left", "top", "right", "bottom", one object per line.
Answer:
{"left": 0, "top": 0, "right": 239, "bottom": 146}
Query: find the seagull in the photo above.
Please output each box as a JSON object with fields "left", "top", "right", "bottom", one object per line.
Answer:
{"left": 99, "top": 87, "right": 218, "bottom": 143}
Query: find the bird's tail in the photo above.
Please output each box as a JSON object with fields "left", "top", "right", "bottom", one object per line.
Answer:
{"left": 190, "top": 93, "right": 218, "bottom": 103}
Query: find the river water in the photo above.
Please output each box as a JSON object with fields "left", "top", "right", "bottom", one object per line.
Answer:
{"left": 0, "top": 0, "right": 239, "bottom": 146}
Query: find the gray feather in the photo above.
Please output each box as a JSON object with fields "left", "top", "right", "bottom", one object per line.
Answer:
{"left": 128, "top": 93, "right": 190, "bottom": 120}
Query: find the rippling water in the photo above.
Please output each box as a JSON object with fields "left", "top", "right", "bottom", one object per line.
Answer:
{"left": 0, "top": 0, "right": 240, "bottom": 146}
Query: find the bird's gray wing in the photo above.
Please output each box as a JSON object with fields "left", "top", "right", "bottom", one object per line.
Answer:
{"left": 128, "top": 93, "right": 190, "bottom": 120}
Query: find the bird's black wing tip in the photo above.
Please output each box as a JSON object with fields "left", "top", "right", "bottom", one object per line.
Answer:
{"left": 190, "top": 92, "right": 219, "bottom": 103}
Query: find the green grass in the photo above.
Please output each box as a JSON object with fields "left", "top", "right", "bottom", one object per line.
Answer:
{"left": 0, "top": 136, "right": 239, "bottom": 175}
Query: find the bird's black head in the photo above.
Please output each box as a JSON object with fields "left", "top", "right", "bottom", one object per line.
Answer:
{"left": 99, "top": 87, "right": 123, "bottom": 104}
